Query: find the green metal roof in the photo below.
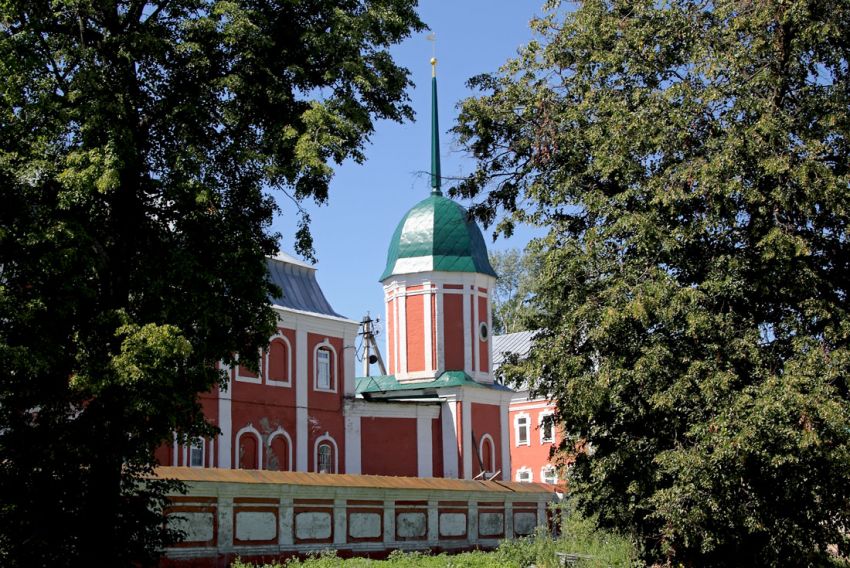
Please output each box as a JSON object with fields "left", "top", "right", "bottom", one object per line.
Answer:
{"left": 355, "top": 371, "right": 513, "bottom": 398}
{"left": 380, "top": 195, "right": 497, "bottom": 281}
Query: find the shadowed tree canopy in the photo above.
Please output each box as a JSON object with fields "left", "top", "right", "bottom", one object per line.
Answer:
{"left": 0, "top": 1, "right": 424, "bottom": 565}
{"left": 454, "top": 0, "right": 850, "bottom": 565}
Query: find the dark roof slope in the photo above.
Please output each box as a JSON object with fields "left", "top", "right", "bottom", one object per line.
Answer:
{"left": 266, "top": 253, "right": 344, "bottom": 318}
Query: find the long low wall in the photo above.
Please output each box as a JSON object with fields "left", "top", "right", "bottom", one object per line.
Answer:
{"left": 156, "top": 467, "right": 559, "bottom": 567}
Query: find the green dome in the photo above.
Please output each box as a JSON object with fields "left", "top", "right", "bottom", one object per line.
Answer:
{"left": 380, "top": 194, "right": 497, "bottom": 281}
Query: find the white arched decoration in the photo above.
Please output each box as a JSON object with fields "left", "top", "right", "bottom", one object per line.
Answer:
{"left": 313, "top": 433, "right": 338, "bottom": 474}
{"left": 234, "top": 424, "right": 263, "bottom": 470}
{"left": 266, "top": 427, "right": 293, "bottom": 471}
{"left": 265, "top": 332, "right": 292, "bottom": 387}
{"left": 235, "top": 351, "right": 262, "bottom": 384}
{"left": 313, "top": 339, "right": 338, "bottom": 393}
{"left": 479, "top": 433, "right": 496, "bottom": 474}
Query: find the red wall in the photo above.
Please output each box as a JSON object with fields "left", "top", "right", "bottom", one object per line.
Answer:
{"left": 443, "top": 293, "right": 464, "bottom": 370}
{"left": 360, "top": 417, "right": 418, "bottom": 477}
{"left": 406, "top": 293, "right": 425, "bottom": 372}
{"left": 471, "top": 402, "right": 502, "bottom": 478}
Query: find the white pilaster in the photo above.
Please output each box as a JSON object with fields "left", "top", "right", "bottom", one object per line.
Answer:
{"left": 343, "top": 327, "right": 356, "bottom": 395}
{"left": 279, "top": 497, "right": 294, "bottom": 546}
{"left": 334, "top": 498, "right": 347, "bottom": 545}
{"left": 424, "top": 284, "right": 433, "bottom": 374}
{"left": 218, "top": 364, "right": 232, "bottom": 468}
{"left": 296, "top": 328, "right": 308, "bottom": 471}
{"left": 435, "top": 287, "right": 445, "bottom": 373}
{"left": 500, "top": 398, "right": 511, "bottom": 481}
{"left": 462, "top": 287, "right": 472, "bottom": 373}
{"left": 462, "top": 399, "right": 472, "bottom": 480}
{"left": 398, "top": 286, "right": 407, "bottom": 376}
{"left": 417, "top": 415, "right": 433, "bottom": 478}
{"left": 441, "top": 400, "right": 459, "bottom": 478}
{"left": 344, "top": 413, "right": 362, "bottom": 475}
{"left": 473, "top": 289, "right": 480, "bottom": 375}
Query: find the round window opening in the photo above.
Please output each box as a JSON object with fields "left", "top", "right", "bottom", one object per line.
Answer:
{"left": 479, "top": 322, "right": 489, "bottom": 341}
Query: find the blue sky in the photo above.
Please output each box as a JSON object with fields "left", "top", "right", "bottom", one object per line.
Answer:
{"left": 270, "top": 1, "right": 549, "bottom": 372}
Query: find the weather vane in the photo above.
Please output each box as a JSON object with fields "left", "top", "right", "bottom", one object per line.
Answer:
{"left": 426, "top": 32, "right": 437, "bottom": 71}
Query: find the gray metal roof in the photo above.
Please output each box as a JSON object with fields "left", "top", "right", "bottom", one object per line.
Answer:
{"left": 266, "top": 254, "right": 344, "bottom": 318}
{"left": 492, "top": 330, "right": 536, "bottom": 371}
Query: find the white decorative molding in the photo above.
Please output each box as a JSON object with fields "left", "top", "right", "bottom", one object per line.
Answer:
{"left": 264, "top": 333, "right": 292, "bottom": 387}
{"left": 235, "top": 351, "right": 262, "bottom": 384}
{"left": 479, "top": 433, "right": 495, "bottom": 473}
{"left": 516, "top": 466, "right": 533, "bottom": 483}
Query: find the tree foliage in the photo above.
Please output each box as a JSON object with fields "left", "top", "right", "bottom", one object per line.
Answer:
{"left": 455, "top": 0, "right": 850, "bottom": 565}
{"left": 489, "top": 248, "right": 541, "bottom": 334}
{"left": 0, "top": 1, "right": 423, "bottom": 565}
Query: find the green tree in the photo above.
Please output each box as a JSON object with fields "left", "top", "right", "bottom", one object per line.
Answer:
{"left": 454, "top": 1, "right": 850, "bottom": 565}
{"left": 0, "top": 1, "right": 423, "bottom": 565}
{"left": 489, "top": 248, "right": 540, "bottom": 334}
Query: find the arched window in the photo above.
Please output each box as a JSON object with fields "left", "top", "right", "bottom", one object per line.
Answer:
{"left": 479, "top": 434, "right": 496, "bottom": 475}
{"left": 266, "top": 335, "right": 291, "bottom": 387}
{"left": 314, "top": 340, "right": 337, "bottom": 392}
{"left": 314, "top": 434, "right": 337, "bottom": 474}
{"left": 516, "top": 467, "right": 533, "bottom": 483}
{"left": 235, "top": 425, "right": 262, "bottom": 470}
{"left": 267, "top": 429, "right": 292, "bottom": 471}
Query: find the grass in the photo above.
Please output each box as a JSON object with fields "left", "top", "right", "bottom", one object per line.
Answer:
{"left": 231, "top": 508, "right": 638, "bottom": 568}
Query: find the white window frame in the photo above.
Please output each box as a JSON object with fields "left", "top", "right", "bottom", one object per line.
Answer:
{"left": 313, "top": 340, "right": 337, "bottom": 393}
{"left": 541, "top": 465, "right": 558, "bottom": 485}
{"left": 234, "top": 424, "right": 263, "bottom": 470}
{"left": 516, "top": 466, "right": 533, "bottom": 483}
{"left": 265, "top": 333, "right": 292, "bottom": 387}
{"left": 514, "top": 413, "right": 530, "bottom": 446}
{"left": 189, "top": 437, "right": 205, "bottom": 468}
{"left": 479, "top": 433, "right": 496, "bottom": 475}
{"left": 313, "top": 433, "right": 338, "bottom": 474}
{"left": 539, "top": 411, "right": 555, "bottom": 444}
{"left": 235, "top": 350, "right": 262, "bottom": 384}
{"left": 266, "top": 427, "right": 293, "bottom": 471}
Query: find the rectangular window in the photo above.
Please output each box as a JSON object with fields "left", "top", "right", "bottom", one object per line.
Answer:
{"left": 317, "top": 349, "right": 331, "bottom": 390}
{"left": 517, "top": 470, "right": 532, "bottom": 483}
{"left": 189, "top": 438, "right": 204, "bottom": 468}
{"left": 516, "top": 416, "right": 529, "bottom": 446}
{"left": 540, "top": 413, "right": 554, "bottom": 443}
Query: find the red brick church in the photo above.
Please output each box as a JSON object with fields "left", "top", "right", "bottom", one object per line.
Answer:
{"left": 156, "top": 60, "right": 558, "bottom": 486}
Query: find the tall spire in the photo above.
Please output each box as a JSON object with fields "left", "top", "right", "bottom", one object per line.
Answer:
{"left": 430, "top": 56, "right": 442, "bottom": 196}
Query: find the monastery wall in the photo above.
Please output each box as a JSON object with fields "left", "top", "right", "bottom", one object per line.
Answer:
{"left": 157, "top": 467, "right": 558, "bottom": 567}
